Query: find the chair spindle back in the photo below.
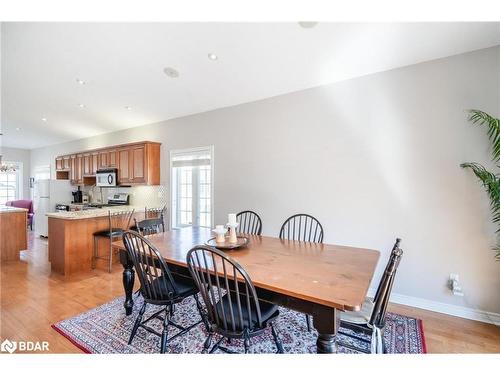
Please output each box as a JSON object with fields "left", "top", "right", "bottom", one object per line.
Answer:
{"left": 122, "top": 230, "right": 178, "bottom": 304}
{"left": 108, "top": 209, "right": 135, "bottom": 233}
{"left": 279, "top": 214, "right": 324, "bottom": 243}
{"left": 236, "top": 210, "right": 262, "bottom": 235}
{"left": 186, "top": 245, "right": 264, "bottom": 335}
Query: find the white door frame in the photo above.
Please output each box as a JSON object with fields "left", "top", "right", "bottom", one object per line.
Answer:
{"left": 169, "top": 145, "right": 214, "bottom": 229}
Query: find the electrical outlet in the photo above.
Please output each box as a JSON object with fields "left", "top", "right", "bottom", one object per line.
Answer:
{"left": 448, "top": 273, "right": 464, "bottom": 296}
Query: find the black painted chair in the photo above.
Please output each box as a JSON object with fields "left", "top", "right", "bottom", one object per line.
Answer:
{"left": 339, "top": 238, "right": 403, "bottom": 354}
{"left": 122, "top": 230, "right": 204, "bottom": 353}
{"left": 279, "top": 213, "right": 324, "bottom": 243}
{"left": 92, "top": 209, "right": 135, "bottom": 273}
{"left": 186, "top": 245, "right": 284, "bottom": 354}
{"left": 236, "top": 210, "right": 262, "bottom": 235}
{"left": 131, "top": 205, "right": 167, "bottom": 232}
{"left": 279, "top": 213, "right": 324, "bottom": 331}
{"left": 134, "top": 209, "right": 166, "bottom": 236}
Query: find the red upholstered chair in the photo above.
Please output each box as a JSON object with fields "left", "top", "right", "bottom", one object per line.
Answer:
{"left": 5, "top": 200, "right": 34, "bottom": 230}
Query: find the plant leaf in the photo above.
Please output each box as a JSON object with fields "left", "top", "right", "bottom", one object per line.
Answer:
{"left": 461, "top": 162, "right": 500, "bottom": 259}
{"left": 468, "top": 109, "right": 500, "bottom": 162}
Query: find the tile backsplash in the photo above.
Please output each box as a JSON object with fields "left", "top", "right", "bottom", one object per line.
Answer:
{"left": 84, "top": 184, "right": 168, "bottom": 209}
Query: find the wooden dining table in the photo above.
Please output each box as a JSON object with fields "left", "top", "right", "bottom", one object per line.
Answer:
{"left": 112, "top": 226, "right": 380, "bottom": 353}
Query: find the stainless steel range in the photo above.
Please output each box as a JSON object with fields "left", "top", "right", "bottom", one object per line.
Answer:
{"left": 107, "top": 193, "right": 129, "bottom": 206}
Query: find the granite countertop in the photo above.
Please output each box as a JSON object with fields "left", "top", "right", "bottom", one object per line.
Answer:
{"left": 0, "top": 205, "right": 29, "bottom": 214}
{"left": 46, "top": 205, "right": 146, "bottom": 220}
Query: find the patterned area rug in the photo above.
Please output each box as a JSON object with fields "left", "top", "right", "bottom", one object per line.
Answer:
{"left": 52, "top": 295, "right": 426, "bottom": 354}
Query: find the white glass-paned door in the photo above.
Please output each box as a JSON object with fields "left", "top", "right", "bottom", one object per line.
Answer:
{"left": 171, "top": 146, "right": 213, "bottom": 228}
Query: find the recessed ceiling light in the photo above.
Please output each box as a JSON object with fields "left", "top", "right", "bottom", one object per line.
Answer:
{"left": 208, "top": 53, "right": 218, "bottom": 61}
{"left": 76, "top": 78, "right": 86, "bottom": 85}
{"left": 41, "top": 117, "right": 47, "bottom": 122}
{"left": 78, "top": 104, "right": 85, "bottom": 109}
{"left": 163, "top": 67, "right": 179, "bottom": 78}
{"left": 15, "top": 127, "right": 21, "bottom": 131}
{"left": 298, "top": 22, "right": 318, "bottom": 29}
{"left": 125, "top": 106, "right": 132, "bottom": 110}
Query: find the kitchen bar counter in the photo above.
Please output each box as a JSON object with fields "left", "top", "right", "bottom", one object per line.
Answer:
{"left": 0, "top": 205, "right": 28, "bottom": 261}
{"left": 0, "top": 206, "right": 28, "bottom": 214}
{"left": 46, "top": 205, "right": 145, "bottom": 220}
{"left": 47, "top": 206, "right": 152, "bottom": 276}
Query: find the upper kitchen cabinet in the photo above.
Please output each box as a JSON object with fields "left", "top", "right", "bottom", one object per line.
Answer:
{"left": 117, "top": 147, "right": 130, "bottom": 183}
{"left": 98, "top": 149, "right": 117, "bottom": 169}
{"left": 55, "top": 155, "right": 71, "bottom": 171}
{"left": 55, "top": 141, "right": 161, "bottom": 186}
{"left": 55, "top": 157, "right": 63, "bottom": 171}
{"left": 117, "top": 142, "right": 160, "bottom": 185}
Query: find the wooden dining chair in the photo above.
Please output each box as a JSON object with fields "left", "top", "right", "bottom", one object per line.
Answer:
{"left": 186, "top": 245, "right": 285, "bottom": 354}
{"left": 92, "top": 209, "right": 135, "bottom": 273}
{"left": 122, "top": 231, "right": 204, "bottom": 353}
{"left": 279, "top": 213, "right": 324, "bottom": 331}
{"left": 133, "top": 207, "right": 166, "bottom": 236}
{"left": 236, "top": 210, "right": 262, "bottom": 235}
{"left": 339, "top": 238, "right": 403, "bottom": 354}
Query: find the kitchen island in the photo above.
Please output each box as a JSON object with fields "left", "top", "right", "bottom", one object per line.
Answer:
{"left": 0, "top": 206, "right": 28, "bottom": 262}
{"left": 47, "top": 206, "right": 147, "bottom": 276}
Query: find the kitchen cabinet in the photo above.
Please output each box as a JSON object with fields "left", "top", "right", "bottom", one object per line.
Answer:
{"left": 130, "top": 144, "right": 146, "bottom": 183}
{"left": 118, "top": 148, "right": 130, "bottom": 183}
{"left": 91, "top": 152, "right": 99, "bottom": 175}
{"left": 98, "top": 149, "right": 117, "bottom": 169}
{"left": 98, "top": 151, "right": 108, "bottom": 169}
{"left": 83, "top": 153, "right": 91, "bottom": 176}
{"left": 63, "top": 156, "right": 71, "bottom": 170}
{"left": 75, "top": 155, "right": 83, "bottom": 184}
{"left": 108, "top": 149, "right": 117, "bottom": 167}
{"left": 55, "top": 157, "right": 63, "bottom": 171}
{"left": 69, "top": 155, "right": 76, "bottom": 183}
{"left": 56, "top": 141, "right": 160, "bottom": 186}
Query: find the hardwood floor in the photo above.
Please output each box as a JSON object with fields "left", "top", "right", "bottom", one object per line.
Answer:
{"left": 1, "top": 232, "right": 499, "bottom": 353}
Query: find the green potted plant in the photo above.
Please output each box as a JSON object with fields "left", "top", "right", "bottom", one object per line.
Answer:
{"left": 461, "top": 109, "right": 500, "bottom": 260}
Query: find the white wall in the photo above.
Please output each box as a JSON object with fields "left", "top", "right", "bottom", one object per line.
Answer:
{"left": 30, "top": 46, "right": 500, "bottom": 315}
{"left": 1, "top": 146, "right": 31, "bottom": 199}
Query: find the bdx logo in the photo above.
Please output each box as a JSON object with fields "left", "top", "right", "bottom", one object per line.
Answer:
{"left": 1, "top": 339, "right": 49, "bottom": 353}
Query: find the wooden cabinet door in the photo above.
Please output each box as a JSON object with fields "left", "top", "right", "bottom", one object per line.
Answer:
{"left": 63, "top": 156, "right": 71, "bottom": 170}
{"left": 76, "top": 155, "right": 83, "bottom": 184}
{"left": 83, "top": 154, "right": 91, "bottom": 175}
{"left": 91, "top": 153, "right": 99, "bottom": 175}
{"left": 117, "top": 148, "right": 130, "bottom": 183}
{"left": 99, "top": 151, "right": 108, "bottom": 169}
{"left": 55, "top": 158, "right": 63, "bottom": 171}
{"left": 130, "top": 145, "right": 146, "bottom": 183}
{"left": 70, "top": 155, "right": 76, "bottom": 184}
{"left": 108, "top": 149, "right": 117, "bottom": 167}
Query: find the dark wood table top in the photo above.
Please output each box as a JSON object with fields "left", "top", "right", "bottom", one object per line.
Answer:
{"left": 113, "top": 227, "right": 380, "bottom": 311}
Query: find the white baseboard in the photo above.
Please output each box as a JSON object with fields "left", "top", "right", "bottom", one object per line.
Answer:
{"left": 367, "top": 289, "right": 500, "bottom": 326}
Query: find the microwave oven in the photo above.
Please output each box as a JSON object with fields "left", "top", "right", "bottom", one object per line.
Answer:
{"left": 96, "top": 168, "right": 117, "bottom": 187}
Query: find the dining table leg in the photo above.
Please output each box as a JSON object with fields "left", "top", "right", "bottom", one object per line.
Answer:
{"left": 120, "top": 250, "right": 135, "bottom": 316}
{"left": 312, "top": 306, "right": 340, "bottom": 353}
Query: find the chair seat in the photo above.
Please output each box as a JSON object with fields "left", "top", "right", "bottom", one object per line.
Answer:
{"left": 148, "top": 274, "right": 198, "bottom": 300}
{"left": 93, "top": 228, "right": 125, "bottom": 238}
{"left": 215, "top": 292, "right": 279, "bottom": 332}
{"left": 340, "top": 298, "right": 373, "bottom": 325}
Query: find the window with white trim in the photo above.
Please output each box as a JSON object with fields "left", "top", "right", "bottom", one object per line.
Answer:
{"left": 0, "top": 163, "right": 21, "bottom": 204}
{"left": 171, "top": 146, "right": 213, "bottom": 228}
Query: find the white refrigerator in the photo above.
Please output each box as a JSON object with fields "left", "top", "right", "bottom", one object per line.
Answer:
{"left": 34, "top": 179, "right": 72, "bottom": 237}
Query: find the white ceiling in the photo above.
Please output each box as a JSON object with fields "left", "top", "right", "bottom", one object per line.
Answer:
{"left": 1, "top": 22, "right": 500, "bottom": 149}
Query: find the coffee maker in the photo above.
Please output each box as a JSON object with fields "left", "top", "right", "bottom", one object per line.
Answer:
{"left": 72, "top": 186, "right": 83, "bottom": 204}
